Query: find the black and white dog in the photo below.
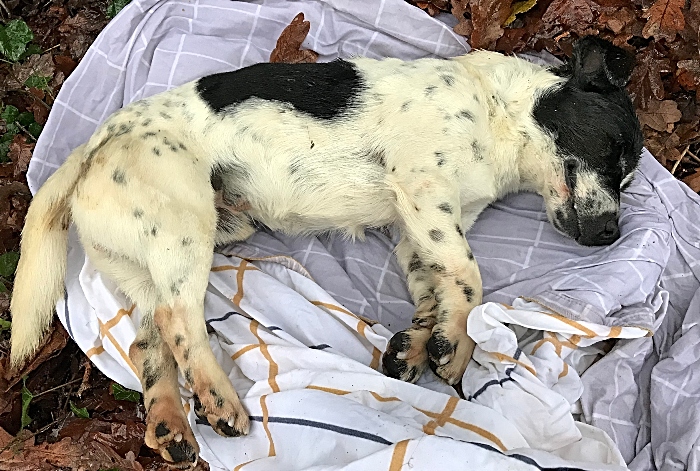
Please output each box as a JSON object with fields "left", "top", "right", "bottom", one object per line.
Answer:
{"left": 11, "top": 36, "right": 642, "bottom": 468}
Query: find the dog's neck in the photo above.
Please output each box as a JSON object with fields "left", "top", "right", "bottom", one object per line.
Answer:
{"left": 453, "top": 51, "right": 565, "bottom": 198}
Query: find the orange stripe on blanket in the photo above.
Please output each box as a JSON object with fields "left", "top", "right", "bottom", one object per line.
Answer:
{"left": 423, "top": 396, "right": 459, "bottom": 435}
{"left": 97, "top": 318, "right": 138, "bottom": 375}
{"left": 306, "top": 385, "right": 351, "bottom": 395}
{"left": 249, "top": 320, "right": 280, "bottom": 393}
{"left": 260, "top": 395, "right": 276, "bottom": 457}
{"left": 231, "top": 344, "right": 260, "bottom": 361}
{"left": 389, "top": 439, "right": 409, "bottom": 471}
{"left": 492, "top": 352, "right": 537, "bottom": 377}
{"left": 445, "top": 417, "right": 507, "bottom": 451}
{"left": 86, "top": 345, "right": 105, "bottom": 357}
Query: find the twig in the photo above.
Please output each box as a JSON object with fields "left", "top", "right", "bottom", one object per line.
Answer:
{"left": 687, "top": 149, "right": 700, "bottom": 165}
{"left": 32, "top": 378, "right": 82, "bottom": 399}
{"left": 77, "top": 359, "right": 92, "bottom": 397}
{"left": 671, "top": 146, "right": 689, "bottom": 175}
{"left": 0, "top": 416, "right": 62, "bottom": 455}
{"left": 0, "top": 0, "right": 11, "bottom": 17}
{"left": 14, "top": 122, "right": 37, "bottom": 142}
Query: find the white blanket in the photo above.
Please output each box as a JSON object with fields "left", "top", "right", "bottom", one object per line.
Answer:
{"left": 27, "top": 1, "right": 700, "bottom": 470}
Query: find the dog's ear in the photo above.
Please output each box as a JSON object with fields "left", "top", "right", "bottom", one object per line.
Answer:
{"left": 569, "top": 36, "right": 635, "bottom": 92}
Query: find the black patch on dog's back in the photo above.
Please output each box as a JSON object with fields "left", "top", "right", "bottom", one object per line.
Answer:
{"left": 196, "top": 60, "right": 364, "bottom": 120}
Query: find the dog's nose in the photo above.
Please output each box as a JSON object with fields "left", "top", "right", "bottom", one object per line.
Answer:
{"left": 578, "top": 214, "right": 620, "bottom": 246}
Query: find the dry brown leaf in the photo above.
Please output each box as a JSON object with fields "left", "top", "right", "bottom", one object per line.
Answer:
{"left": 8, "top": 135, "right": 35, "bottom": 178}
{"left": 598, "top": 7, "right": 638, "bottom": 34}
{"left": 638, "top": 99, "right": 682, "bottom": 132}
{"left": 682, "top": 171, "right": 700, "bottom": 193}
{"left": 642, "top": 0, "right": 686, "bottom": 41}
{"left": 4, "top": 54, "right": 55, "bottom": 91}
{"left": 541, "top": 0, "right": 597, "bottom": 37}
{"left": 270, "top": 13, "right": 319, "bottom": 64}
{"left": 470, "top": 0, "right": 513, "bottom": 49}
{"left": 677, "top": 59, "right": 700, "bottom": 91}
{"left": 627, "top": 45, "right": 671, "bottom": 110}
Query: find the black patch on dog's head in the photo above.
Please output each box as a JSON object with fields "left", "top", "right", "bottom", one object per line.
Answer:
{"left": 196, "top": 59, "right": 364, "bottom": 120}
{"left": 533, "top": 37, "right": 643, "bottom": 245}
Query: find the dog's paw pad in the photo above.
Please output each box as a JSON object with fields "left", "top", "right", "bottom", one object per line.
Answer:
{"left": 146, "top": 415, "right": 199, "bottom": 469}
{"left": 382, "top": 328, "right": 430, "bottom": 383}
{"left": 193, "top": 392, "right": 250, "bottom": 438}
{"left": 427, "top": 328, "right": 474, "bottom": 385}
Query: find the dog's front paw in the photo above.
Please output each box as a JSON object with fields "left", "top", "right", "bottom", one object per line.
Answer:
{"left": 192, "top": 388, "right": 250, "bottom": 437}
{"left": 426, "top": 323, "right": 475, "bottom": 385}
{"left": 145, "top": 399, "right": 199, "bottom": 469}
{"left": 382, "top": 327, "right": 432, "bottom": 383}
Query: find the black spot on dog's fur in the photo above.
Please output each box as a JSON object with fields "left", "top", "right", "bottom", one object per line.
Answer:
{"left": 142, "top": 118, "right": 152, "bottom": 126}
{"left": 471, "top": 140, "right": 484, "bottom": 161}
{"left": 425, "top": 85, "right": 437, "bottom": 97}
{"left": 133, "top": 208, "right": 144, "bottom": 218}
{"left": 196, "top": 60, "right": 364, "bottom": 120}
{"left": 289, "top": 162, "right": 301, "bottom": 175}
{"left": 133, "top": 339, "right": 149, "bottom": 350}
{"left": 142, "top": 358, "right": 161, "bottom": 391}
{"left": 142, "top": 131, "right": 156, "bottom": 138}
{"left": 184, "top": 368, "right": 194, "bottom": 385}
{"left": 400, "top": 101, "right": 412, "bottom": 112}
{"left": 174, "top": 335, "right": 183, "bottom": 347}
{"left": 467, "top": 251, "right": 474, "bottom": 260}
{"left": 151, "top": 226, "right": 158, "bottom": 237}
{"left": 435, "top": 151, "right": 446, "bottom": 166}
{"left": 116, "top": 123, "right": 134, "bottom": 136}
{"left": 438, "top": 203, "right": 452, "bottom": 214}
{"left": 152, "top": 147, "right": 161, "bottom": 156}
{"left": 429, "top": 229, "right": 445, "bottom": 242}
{"left": 440, "top": 75, "right": 455, "bottom": 86}
{"left": 147, "top": 397, "right": 157, "bottom": 412}
{"left": 408, "top": 253, "right": 422, "bottom": 272}
{"left": 183, "top": 348, "right": 190, "bottom": 360}
{"left": 457, "top": 110, "right": 474, "bottom": 121}
{"left": 112, "top": 169, "right": 126, "bottom": 185}
{"left": 181, "top": 237, "right": 193, "bottom": 246}
{"left": 178, "top": 142, "right": 187, "bottom": 151}
{"left": 430, "top": 263, "right": 445, "bottom": 273}
{"left": 456, "top": 225, "right": 463, "bottom": 237}
{"left": 455, "top": 279, "right": 474, "bottom": 302}
{"left": 310, "top": 140, "right": 315, "bottom": 149}
{"left": 160, "top": 111, "right": 172, "bottom": 120}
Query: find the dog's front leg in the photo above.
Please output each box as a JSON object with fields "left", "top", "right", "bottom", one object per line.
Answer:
{"left": 384, "top": 174, "right": 482, "bottom": 385}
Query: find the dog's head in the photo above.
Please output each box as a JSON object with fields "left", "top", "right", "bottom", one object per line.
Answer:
{"left": 533, "top": 37, "right": 643, "bottom": 246}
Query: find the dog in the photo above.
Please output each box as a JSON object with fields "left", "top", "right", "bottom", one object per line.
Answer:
{"left": 10, "top": 36, "right": 642, "bottom": 468}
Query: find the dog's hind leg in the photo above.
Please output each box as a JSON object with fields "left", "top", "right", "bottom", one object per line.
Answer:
{"left": 385, "top": 174, "right": 482, "bottom": 385}
{"left": 130, "top": 316, "right": 200, "bottom": 469}
{"left": 85, "top": 246, "right": 200, "bottom": 468}
{"left": 147, "top": 237, "right": 250, "bottom": 440}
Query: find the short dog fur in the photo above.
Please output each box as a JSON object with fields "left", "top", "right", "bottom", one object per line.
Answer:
{"left": 11, "top": 36, "right": 642, "bottom": 468}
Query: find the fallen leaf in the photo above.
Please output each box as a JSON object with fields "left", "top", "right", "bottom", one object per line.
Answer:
{"left": 642, "top": 0, "right": 686, "bottom": 42}
{"left": 541, "top": 0, "right": 597, "bottom": 37}
{"left": 8, "top": 134, "right": 34, "bottom": 178}
{"left": 451, "top": 0, "right": 473, "bottom": 37}
{"left": 682, "top": 171, "right": 700, "bottom": 193}
{"left": 638, "top": 99, "right": 682, "bottom": 132}
{"left": 270, "top": 13, "right": 319, "bottom": 64}
{"left": 470, "top": 0, "right": 513, "bottom": 49}
{"left": 5, "top": 54, "right": 55, "bottom": 91}
{"left": 677, "top": 59, "right": 700, "bottom": 91}
{"left": 598, "top": 7, "right": 638, "bottom": 34}
{"left": 627, "top": 45, "right": 671, "bottom": 110}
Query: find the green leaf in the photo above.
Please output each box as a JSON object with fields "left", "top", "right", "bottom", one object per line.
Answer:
{"left": 70, "top": 401, "right": 90, "bottom": 418}
{"left": 111, "top": 383, "right": 140, "bottom": 402}
{"left": 21, "top": 377, "right": 33, "bottom": 429}
{"left": 0, "top": 141, "right": 10, "bottom": 163}
{"left": 0, "top": 20, "right": 34, "bottom": 62}
{"left": 24, "top": 74, "right": 51, "bottom": 90}
{"left": 18, "top": 43, "right": 42, "bottom": 62}
{"left": 17, "top": 111, "right": 35, "bottom": 127}
{"left": 1, "top": 105, "right": 19, "bottom": 124}
{"left": 0, "top": 317, "right": 10, "bottom": 332}
{"left": 28, "top": 122, "right": 42, "bottom": 138}
{"left": 0, "top": 252, "right": 20, "bottom": 279}
{"left": 106, "top": 0, "right": 132, "bottom": 19}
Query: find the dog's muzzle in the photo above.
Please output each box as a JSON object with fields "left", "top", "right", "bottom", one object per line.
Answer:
{"left": 576, "top": 212, "right": 620, "bottom": 246}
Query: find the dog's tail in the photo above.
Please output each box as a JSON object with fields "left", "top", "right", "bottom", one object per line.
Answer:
{"left": 10, "top": 144, "right": 86, "bottom": 366}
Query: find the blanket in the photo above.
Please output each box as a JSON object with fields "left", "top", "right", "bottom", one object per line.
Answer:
{"left": 27, "top": 1, "right": 700, "bottom": 469}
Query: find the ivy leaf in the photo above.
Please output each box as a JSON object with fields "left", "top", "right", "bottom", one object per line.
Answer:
{"left": 21, "top": 377, "right": 33, "bottom": 429}
{"left": 111, "top": 382, "right": 141, "bottom": 402}
{"left": 70, "top": 401, "right": 90, "bottom": 418}
{"left": 16, "top": 111, "right": 35, "bottom": 127}
{"left": 18, "top": 43, "right": 42, "bottom": 62}
{"left": 28, "top": 122, "right": 43, "bottom": 139}
{"left": 24, "top": 74, "right": 51, "bottom": 90}
{"left": 0, "top": 20, "right": 34, "bottom": 62}
{"left": 0, "top": 317, "right": 10, "bottom": 332}
{"left": 106, "top": 0, "right": 132, "bottom": 19}
{"left": 1, "top": 104, "right": 20, "bottom": 124}
{"left": 0, "top": 251, "right": 20, "bottom": 278}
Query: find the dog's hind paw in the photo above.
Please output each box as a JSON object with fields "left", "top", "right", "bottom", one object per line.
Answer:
{"left": 382, "top": 327, "right": 431, "bottom": 383}
{"left": 145, "top": 400, "right": 199, "bottom": 470}
{"left": 426, "top": 325, "right": 475, "bottom": 385}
